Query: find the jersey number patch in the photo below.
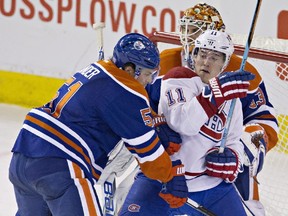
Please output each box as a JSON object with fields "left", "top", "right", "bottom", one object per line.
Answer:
{"left": 165, "top": 88, "right": 186, "bottom": 106}
{"left": 47, "top": 77, "right": 82, "bottom": 118}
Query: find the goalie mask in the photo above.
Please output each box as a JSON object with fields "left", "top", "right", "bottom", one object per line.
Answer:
{"left": 179, "top": 3, "right": 226, "bottom": 48}
{"left": 192, "top": 30, "right": 234, "bottom": 71}
{"left": 112, "top": 33, "right": 160, "bottom": 83}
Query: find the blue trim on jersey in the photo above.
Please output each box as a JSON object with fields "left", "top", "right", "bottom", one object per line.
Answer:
{"left": 243, "top": 110, "right": 278, "bottom": 126}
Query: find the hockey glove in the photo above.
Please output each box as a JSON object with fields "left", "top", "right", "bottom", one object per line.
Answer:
{"left": 205, "top": 147, "right": 243, "bottom": 183}
{"left": 159, "top": 160, "right": 188, "bottom": 208}
{"left": 197, "top": 71, "right": 255, "bottom": 117}
{"left": 242, "top": 123, "right": 267, "bottom": 175}
{"left": 153, "top": 114, "right": 182, "bottom": 155}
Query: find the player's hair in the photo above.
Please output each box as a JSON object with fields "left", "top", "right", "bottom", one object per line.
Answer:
{"left": 179, "top": 3, "right": 226, "bottom": 47}
{"left": 192, "top": 30, "right": 234, "bottom": 70}
{"left": 112, "top": 33, "right": 160, "bottom": 78}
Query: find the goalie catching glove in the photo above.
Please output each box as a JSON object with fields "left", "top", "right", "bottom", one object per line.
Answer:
{"left": 198, "top": 71, "right": 255, "bottom": 117}
{"left": 205, "top": 147, "right": 243, "bottom": 183}
{"left": 159, "top": 160, "right": 188, "bottom": 208}
{"left": 242, "top": 123, "right": 267, "bottom": 175}
{"left": 153, "top": 114, "right": 182, "bottom": 155}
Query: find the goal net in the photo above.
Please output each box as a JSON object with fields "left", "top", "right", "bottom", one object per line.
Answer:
{"left": 149, "top": 31, "right": 288, "bottom": 216}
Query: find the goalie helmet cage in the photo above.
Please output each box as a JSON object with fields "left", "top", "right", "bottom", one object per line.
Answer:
{"left": 149, "top": 31, "right": 288, "bottom": 216}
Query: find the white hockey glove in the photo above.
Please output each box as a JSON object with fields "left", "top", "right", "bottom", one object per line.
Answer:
{"left": 242, "top": 123, "right": 267, "bottom": 176}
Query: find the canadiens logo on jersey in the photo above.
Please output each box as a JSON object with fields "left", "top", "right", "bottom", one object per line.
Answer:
{"left": 200, "top": 111, "right": 227, "bottom": 142}
{"left": 128, "top": 204, "right": 141, "bottom": 212}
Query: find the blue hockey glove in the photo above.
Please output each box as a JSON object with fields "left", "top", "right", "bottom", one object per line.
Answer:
{"left": 153, "top": 114, "right": 182, "bottom": 155}
{"left": 197, "top": 71, "right": 255, "bottom": 117}
{"left": 205, "top": 147, "right": 243, "bottom": 183}
{"left": 159, "top": 160, "right": 188, "bottom": 208}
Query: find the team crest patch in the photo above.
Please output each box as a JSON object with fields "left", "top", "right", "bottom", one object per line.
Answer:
{"left": 128, "top": 204, "right": 140, "bottom": 212}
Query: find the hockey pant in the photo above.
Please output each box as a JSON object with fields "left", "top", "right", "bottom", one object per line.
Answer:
{"left": 9, "top": 153, "right": 102, "bottom": 216}
{"left": 119, "top": 172, "right": 246, "bottom": 216}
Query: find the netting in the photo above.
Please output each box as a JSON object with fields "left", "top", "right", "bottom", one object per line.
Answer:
{"left": 150, "top": 31, "right": 288, "bottom": 216}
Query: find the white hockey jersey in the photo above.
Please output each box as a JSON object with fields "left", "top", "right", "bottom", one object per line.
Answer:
{"left": 158, "top": 67, "right": 245, "bottom": 192}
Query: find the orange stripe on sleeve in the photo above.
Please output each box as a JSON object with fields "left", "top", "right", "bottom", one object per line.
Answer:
{"left": 126, "top": 136, "right": 160, "bottom": 154}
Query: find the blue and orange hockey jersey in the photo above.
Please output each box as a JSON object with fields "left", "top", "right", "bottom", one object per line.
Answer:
{"left": 12, "top": 60, "right": 174, "bottom": 184}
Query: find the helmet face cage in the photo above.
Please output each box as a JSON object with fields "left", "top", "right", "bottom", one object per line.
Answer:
{"left": 178, "top": 3, "right": 226, "bottom": 48}
{"left": 192, "top": 30, "right": 234, "bottom": 71}
{"left": 112, "top": 33, "right": 160, "bottom": 82}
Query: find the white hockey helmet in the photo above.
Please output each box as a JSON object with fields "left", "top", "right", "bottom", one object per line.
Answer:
{"left": 192, "top": 30, "right": 234, "bottom": 70}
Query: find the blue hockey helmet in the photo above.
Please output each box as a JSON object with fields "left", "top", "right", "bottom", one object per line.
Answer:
{"left": 112, "top": 33, "right": 160, "bottom": 79}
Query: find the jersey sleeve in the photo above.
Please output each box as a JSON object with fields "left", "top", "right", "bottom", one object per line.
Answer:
{"left": 158, "top": 67, "right": 210, "bottom": 136}
{"left": 241, "top": 81, "right": 279, "bottom": 151}
{"left": 103, "top": 94, "right": 174, "bottom": 182}
{"left": 94, "top": 64, "right": 174, "bottom": 183}
{"left": 225, "top": 54, "right": 279, "bottom": 151}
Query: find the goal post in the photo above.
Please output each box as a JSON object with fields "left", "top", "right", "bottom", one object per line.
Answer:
{"left": 149, "top": 31, "right": 288, "bottom": 216}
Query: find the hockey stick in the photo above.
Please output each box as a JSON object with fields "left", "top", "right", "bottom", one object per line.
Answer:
{"left": 93, "top": 22, "right": 105, "bottom": 60}
{"left": 219, "top": 0, "right": 263, "bottom": 153}
{"left": 186, "top": 198, "right": 216, "bottom": 216}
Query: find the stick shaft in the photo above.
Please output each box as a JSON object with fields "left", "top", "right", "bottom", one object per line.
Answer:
{"left": 93, "top": 22, "right": 105, "bottom": 60}
{"left": 219, "top": 0, "right": 263, "bottom": 153}
{"left": 186, "top": 198, "right": 217, "bottom": 216}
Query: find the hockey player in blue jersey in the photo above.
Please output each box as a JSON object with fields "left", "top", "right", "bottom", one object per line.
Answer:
{"left": 8, "top": 33, "right": 188, "bottom": 216}
{"left": 119, "top": 30, "right": 256, "bottom": 216}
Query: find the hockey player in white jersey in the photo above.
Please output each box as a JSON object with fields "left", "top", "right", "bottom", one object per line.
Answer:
{"left": 153, "top": 4, "right": 279, "bottom": 215}
{"left": 119, "top": 30, "right": 255, "bottom": 216}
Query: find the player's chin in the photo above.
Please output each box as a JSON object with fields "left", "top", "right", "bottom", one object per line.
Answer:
{"left": 199, "top": 72, "right": 210, "bottom": 83}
